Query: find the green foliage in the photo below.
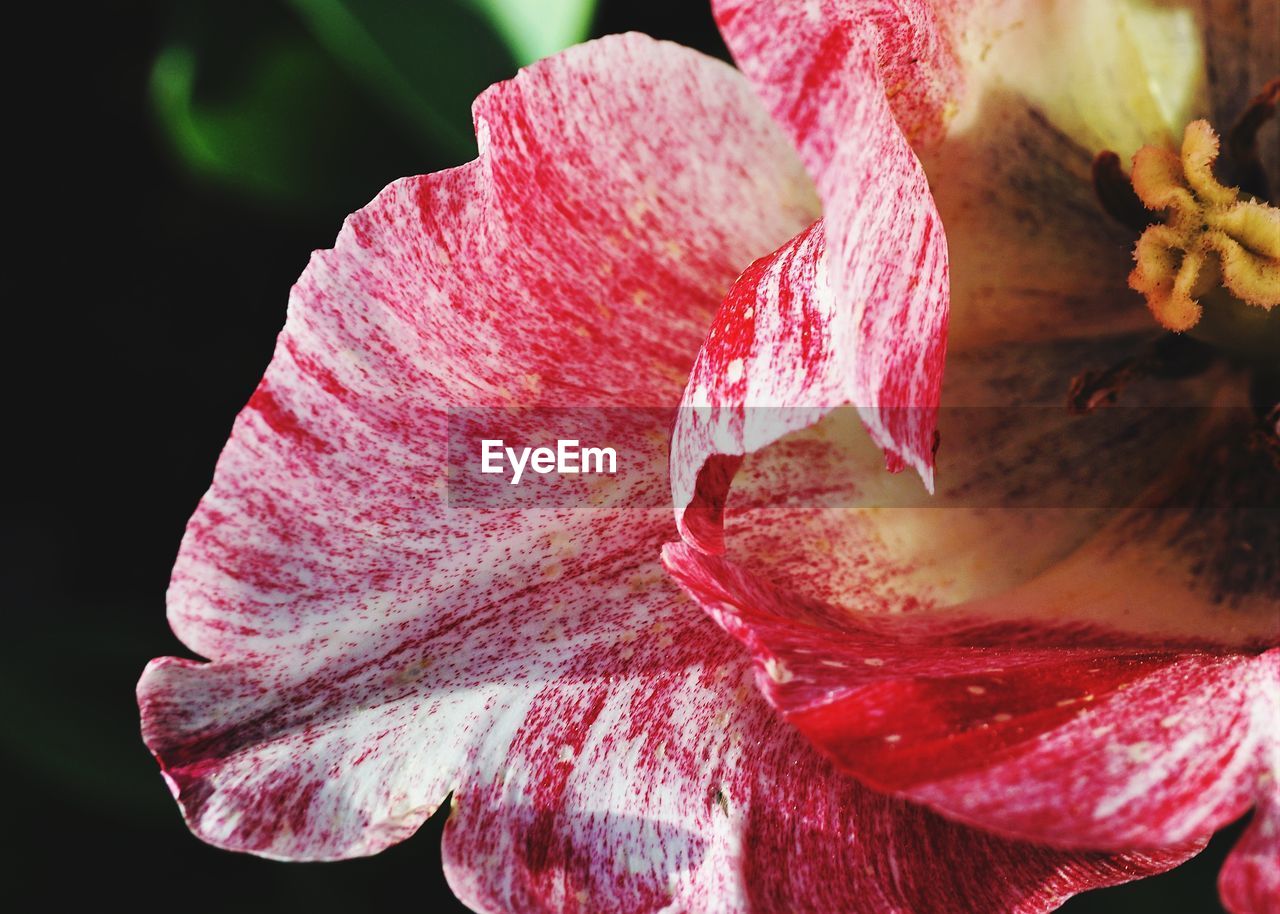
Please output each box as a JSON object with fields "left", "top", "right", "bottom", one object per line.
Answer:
{"left": 285, "top": 0, "right": 510, "bottom": 159}
{"left": 150, "top": 0, "right": 597, "bottom": 208}
{"left": 462, "top": 0, "right": 597, "bottom": 65}
{"left": 150, "top": 37, "right": 359, "bottom": 203}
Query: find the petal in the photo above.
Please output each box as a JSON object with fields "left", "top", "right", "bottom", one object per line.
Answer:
{"left": 709, "top": 0, "right": 952, "bottom": 484}
{"left": 139, "top": 31, "right": 817, "bottom": 862}
{"left": 712, "top": 0, "right": 965, "bottom": 164}
{"left": 671, "top": 220, "right": 838, "bottom": 552}
{"left": 1221, "top": 779, "right": 1280, "bottom": 914}
{"left": 666, "top": 356, "right": 1276, "bottom": 852}
{"left": 665, "top": 544, "right": 1278, "bottom": 853}
{"left": 439, "top": 618, "right": 1202, "bottom": 913}
{"left": 703, "top": 2, "right": 1279, "bottom": 908}
{"left": 673, "top": 235, "right": 1266, "bottom": 642}
{"left": 665, "top": 272, "right": 1278, "bottom": 908}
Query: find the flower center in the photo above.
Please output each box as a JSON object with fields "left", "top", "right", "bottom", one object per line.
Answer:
{"left": 1074, "top": 90, "right": 1280, "bottom": 461}
{"left": 1127, "top": 120, "right": 1279, "bottom": 340}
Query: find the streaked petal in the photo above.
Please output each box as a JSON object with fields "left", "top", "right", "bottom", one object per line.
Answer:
{"left": 139, "top": 30, "right": 817, "bottom": 864}
{"left": 665, "top": 149, "right": 1274, "bottom": 901}
{"left": 1221, "top": 772, "right": 1280, "bottom": 914}
{"left": 703, "top": 3, "right": 1279, "bottom": 910}
{"left": 710, "top": 0, "right": 952, "bottom": 483}
{"left": 664, "top": 543, "right": 1277, "bottom": 853}
{"left": 674, "top": 238, "right": 1273, "bottom": 646}
{"left": 666, "top": 333, "right": 1276, "bottom": 863}
{"left": 440, "top": 619, "right": 1202, "bottom": 913}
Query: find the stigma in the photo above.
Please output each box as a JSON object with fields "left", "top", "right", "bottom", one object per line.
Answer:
{"left": 1127, "top": 120, "right": 1279, "bottom": 333}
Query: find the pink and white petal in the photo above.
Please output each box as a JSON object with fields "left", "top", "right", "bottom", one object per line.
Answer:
{"left": 1221, "top": 772, "right": 1280, "bottom": 914}
{"left": 438, "top": 605, "right": 1201, "bottom": 914}
{"left": 671, "top": 220, "right": 837, "bottom": 552}
{"left": 665, "top": 364, "right": 1276, "bottom": 854}
{"left": 701, "top": 0, "right": 1279, "bottom": 906}
{"left": 664, "top": 543, "right": 1278, "bottom": 857}
{"left": 669, "top": 210, "right": 946, "bottom": 552}
{"left": 667, "top": 333, "right": 1278, "bottom": 904}
{"left": 712, "top": 0, "right": 968, "bottom": 166}
{"left": 675, "top": 241, "right": 1238, "bottom": 617}
{"left": 705, "top": 0, "right": 954, "bottom": 484}
{"left": 138, "top": 32, "right": 820, "bottom": 866}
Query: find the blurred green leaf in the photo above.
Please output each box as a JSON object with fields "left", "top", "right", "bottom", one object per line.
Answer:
{"left": 150, "top": 37, "right": 358, "bottom": 202}
{"left": 463, "top": 0, "right": 596, "bottom": 65}
{"left": 149, "top": 1, "right": 596, "bottom": 208}
{"left": 286, "top": 0, "right": 520, "bottom": 160}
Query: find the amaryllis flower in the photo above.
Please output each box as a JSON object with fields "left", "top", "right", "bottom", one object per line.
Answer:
{"left": 138, "top": 2, "right": 1278, "bottom": 912}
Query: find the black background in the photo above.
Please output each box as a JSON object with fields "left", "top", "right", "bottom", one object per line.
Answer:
{"left": 12, "top": 2, "right": 1242, "bottom": 909}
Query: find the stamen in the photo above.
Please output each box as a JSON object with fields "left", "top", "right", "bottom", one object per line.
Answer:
{"left": 1180, "top": 121, "right": 1236, "bottom": 206}
{"left": 1067, "top": 334, "right": 1213, "bottom": 414}
{"left": 1128, "top": 120, "right": 1280, "bottom": 332}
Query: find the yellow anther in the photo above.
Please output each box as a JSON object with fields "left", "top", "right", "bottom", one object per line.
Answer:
{"left": 1180, "top": 120, "right": 1237, "bottom": 207}
{"left": 1128, "top": 120, "right": 1280, "bottom": 332}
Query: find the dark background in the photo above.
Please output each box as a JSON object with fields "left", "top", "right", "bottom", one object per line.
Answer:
{"left": 12, "top": 1, "right": 1242, "bottom": 909}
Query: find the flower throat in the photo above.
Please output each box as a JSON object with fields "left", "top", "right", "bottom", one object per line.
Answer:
{"left": 1074, "top": 79, "right": 1279, "bottom": 460}
{"left": 1094, "top": 79, "right": 1279, "bottom": 350}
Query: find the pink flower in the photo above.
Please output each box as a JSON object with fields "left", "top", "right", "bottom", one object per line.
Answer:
{"left": 139, "top": 2, "right": 1278, "bottom": 912}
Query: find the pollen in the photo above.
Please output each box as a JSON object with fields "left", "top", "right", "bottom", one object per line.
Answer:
{"left": 1128, "top": 120, "right": 1280, "bottom": 331}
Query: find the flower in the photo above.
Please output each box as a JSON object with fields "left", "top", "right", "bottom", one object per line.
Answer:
{"left": 138, "top": 3, "right": 1277, "bottom": 914}
{"left": 665, "top": 1, "right": 1277, "bottom": 911}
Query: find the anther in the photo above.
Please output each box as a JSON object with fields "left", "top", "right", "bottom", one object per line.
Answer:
{"left": 1066, "top": 334, "right": 1214, "bottom": 414}
{"left": 1128, "top": 121, "right": 1280, "bottom": 332}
